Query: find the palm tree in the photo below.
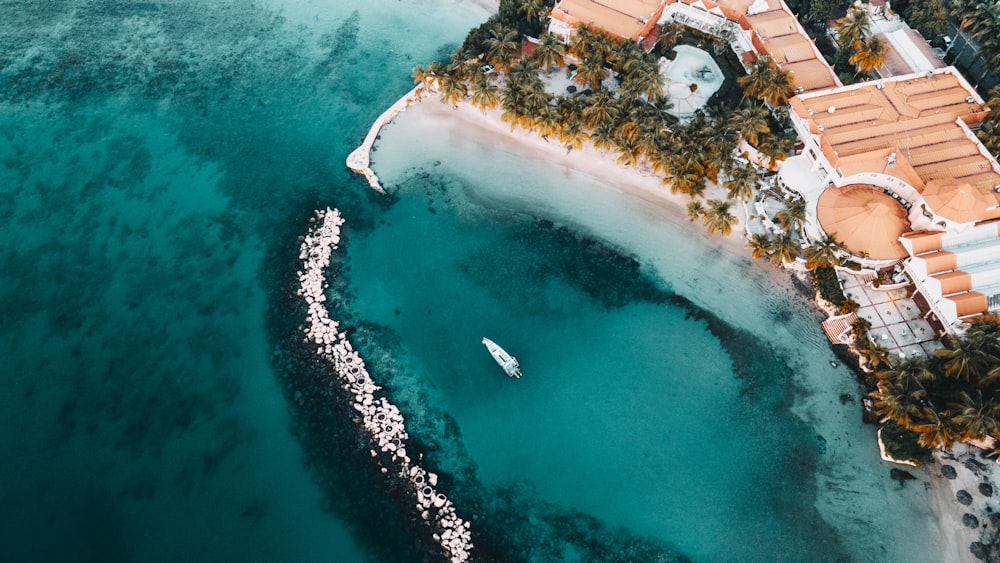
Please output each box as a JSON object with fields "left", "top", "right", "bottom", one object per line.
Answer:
{"left": 872, "top": 378, "right": 929, "bottom": 427}
{"left": 686, "top": 200, "right": 706, "bottom": 222}
{"left": 632, "top": 64, "right": 665, "bottom": 101}
{"left": 985, "top": 86, "right": 1000, "bottom": 121}
{"left": 576, "top": 56, "right": 610, "bottom": 91}
{"left": 616, "top": 137, "right": 643, "bottom": 167}
{"left": 738, "top": 57, "right": 796, "bottom": 107}
{"left": 664, "top": 161, "right": 705, "bottom": 196}
{"left": 508, "top": 58, "right": 541, "bottom": 87}
{"left": 977, "top": 119, "right": 1000, "bottom": 158}
{"left": 590, "top": 122, "right": 618, "bottom": 152}
{"left": 936, "top": 336, "right": 993, "bottom": 381}
{"left": 534, "top": 106, "right": 562, "bottom": 138}
{"left": 703, "top": 199, "right": 739, "bottom": 236}
{"left": 412, "top": 64, "right": 432, "bottom": 87}
{"left": 835, "top": 7, "right": 871, "bottom": 50}
{"left": 658, "top": 22, "right": 685, "bottom": 50}
{"left": 438, "top": 72, "right": 468, "bottom": 105}
{"left": 729, "top": 104, "right": 771, "bottom": 146}
{"left": 723, "top": 164, "right": 757, "bottom": 202}
{"left": 485, "top": 24, "right": 521, "bottom": 72}
{"left": 912, "top": 410, "right": 957, "bottom": 449}
{"left": 860, "top": 339, "right": 891, "bottom": 370}
{"left": 518, "top": 0, "right": 546, "bottom": 24}
{"left": 533, "top": 32, "right": 566, "bottom": 73}
{"left": 774, "top": 197, "right": 807, "bottom": 233}
{"left": 746, "top": 233, "right": 772, "bottom": 259}
{"left": 804, "top": 233, "right": 843, "bottom": 270}
{"left": 582, "top": 91, "right": 620, "bottom": 129}
{"left": 755, "top": 134, "right": 795, "bottom": 166}
{"left": 951, "top": 391, "right": 1000, "bottom": 441}
{"left": 769, "top": 230, "right": 801, "bottom": 263}
{"left": 560, "top": 120, "right": 590, "bottom": 151}
{"left": 469, "top": 74, "right": 501, "bottom": 110}
{"left": 849, "top": 37, "right": 890, "bottom": 77}
{"left": 522, "top": 83, "right": 552, "bottom": 113}
{"left": 884, "top": 356, "right": 937, "bottom": 388}
{"left": 759, "top": 68, "right": 796, "bottom": 107}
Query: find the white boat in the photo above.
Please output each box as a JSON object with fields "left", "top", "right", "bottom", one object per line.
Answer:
{"left": 482, "top": 338, "right": 521, "bottom": 378}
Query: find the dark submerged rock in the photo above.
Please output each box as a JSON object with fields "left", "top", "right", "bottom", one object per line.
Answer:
{"left": 963, "top": 513, "right": 980, "bottom": 528}
{"left": 890, "top": 468, "right": 916, "bottom": 483}
{"left": 958, "top": 490, "right": 974, "bottom": 506}
{"left": 970, "top": 541, "right": 990, "bottom": 560}
{"left": 990, "top": 512, "right": 1000, "bottom": 528}
{"left": 941, "top": 465, "right": 958, "bottom": 479}
{"left": 980, "top": 482, "right": 994, "bottom": 497}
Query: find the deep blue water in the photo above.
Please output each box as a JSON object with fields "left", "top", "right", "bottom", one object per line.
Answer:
{"left": 0, "top": 1, "right": 944, "bottom": 561}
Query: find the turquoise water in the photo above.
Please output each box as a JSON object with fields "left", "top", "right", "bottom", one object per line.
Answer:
{"left": 0, "top": 0, "right": 945, "bottom": 561}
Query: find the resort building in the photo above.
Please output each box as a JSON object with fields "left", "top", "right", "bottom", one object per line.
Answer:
{"left": 900, "top": 224, "right": 1000, "bottom": 330}
{"left": 661, "top": 0, "right": 839, "bottom": 92}
{"left": 548, "top": 0, "right": 669, "bottom": 44}
{"left": 547, "top": 0, "right": 1000, "bottom": 329}
{"left": 547, "top": 0, "right": 840, "bottom": 94}
{"left": 783, "top": 67, "right": 1000, "bottom": 328}
{"left": 875, "top": 27, "right": 946, "bottom": 77}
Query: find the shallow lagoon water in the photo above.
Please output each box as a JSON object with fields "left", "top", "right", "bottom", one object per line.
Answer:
{"left": 1, "top": 0, "right": 945, "bottom": 561}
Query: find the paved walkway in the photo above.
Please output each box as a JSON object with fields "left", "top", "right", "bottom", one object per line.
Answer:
{"left": 840, "top": 273, "right": 943, "bottom": 359}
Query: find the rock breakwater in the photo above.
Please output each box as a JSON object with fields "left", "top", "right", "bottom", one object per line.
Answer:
{"left": 296, "top": 207, "right": 473, "bottom": 562}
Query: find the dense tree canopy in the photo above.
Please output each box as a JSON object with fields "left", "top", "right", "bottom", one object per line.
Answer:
{"left": 903, "top": 0, "right": 950, "bottom": 39}
{"left": 871, "top": 315, "right": 1000, "bottom": 450}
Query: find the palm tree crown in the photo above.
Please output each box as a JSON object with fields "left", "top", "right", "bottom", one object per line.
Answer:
{"left": 702, "top": 199, "right": 739, "bottom": 236}
{"left": 835, "top": 7, "right": 871, "bottom": 50}
{"left": 849, "top": 37, "right": 890, "bottom": 76}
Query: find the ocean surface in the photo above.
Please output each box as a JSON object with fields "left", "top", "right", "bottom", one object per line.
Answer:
{"left": 0, "top": 0, "right": 946, "bottom": 561}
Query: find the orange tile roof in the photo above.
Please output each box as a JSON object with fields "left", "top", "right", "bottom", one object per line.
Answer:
{"left": 783, "top": 59, "right": 841, "bottom": 91}
{"left": 947, "top": 292, "right": 989, "bottom": 317}
{"left": 932, "top": 270, "right": 973, "bottom": 294}
{"left": 551, "top": 0, "right": 667, "bottom": 41}
{"left": 791, "top": 69, "right": 1000, "bottom": 223}
{"left": 816, "top": 184, "right": 910, "bottom": 259}
{"left": 899, "top": 230, "right": 944, "bottom": 254}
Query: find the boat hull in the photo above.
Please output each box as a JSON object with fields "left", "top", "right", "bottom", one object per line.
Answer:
{"left": 482, "top": 338, "right": 521, "bottom": 378}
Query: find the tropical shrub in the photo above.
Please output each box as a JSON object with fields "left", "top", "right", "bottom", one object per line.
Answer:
{"left": 814, "top": 266, "right": 846, "bottom": 306}
{"left": 880, "top": 420, "right": 934, "bottom": 466}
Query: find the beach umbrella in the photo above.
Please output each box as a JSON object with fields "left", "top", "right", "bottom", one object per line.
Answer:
{"left": 921, "top": 180, "right": 998, "bottom": 224}
{"left": 816, "top": 184, "right": 910, "bottom": 260}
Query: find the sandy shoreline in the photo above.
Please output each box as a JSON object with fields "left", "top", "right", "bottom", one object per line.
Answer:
{"left": 353, "top": 91, "right": 992, "bottom": 562}
{"left": 415, "top": 98, "right": 752, "bottom": 257}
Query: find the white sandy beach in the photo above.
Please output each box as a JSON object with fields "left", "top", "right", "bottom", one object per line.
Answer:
{"left": 358, "top": 90, "right": 994, "bottom": 562}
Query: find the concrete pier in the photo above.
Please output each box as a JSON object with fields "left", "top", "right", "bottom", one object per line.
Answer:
{"left": 346, "top": 86, "right": 424, "bottom": 193}
{"left": 297, "top": 208, "right": 473, "bottom": 562}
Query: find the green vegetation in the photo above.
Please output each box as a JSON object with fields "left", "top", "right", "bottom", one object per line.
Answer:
{"left": 829, "top": 7, "right": 890, "bottom": 82}
{"left": 977, "top": 86, "right": 1000, "bottom": 159}
{"left": 901, "top": 0, "right": 951, "bottom": 39}
{"left": 949, "top": 0, "right": 1000, "bottom": 88}
{"left": 880, "top": 420, "right": 935, "bottom": 466}
{"left": 870, "top": 315, "right": 1000, "bottom": 450}
{"left": 737, "top": 56, "right": 796, "bottom": 107}
{"left": 416, "top": 13, "right": 804, "bottom": 239}
{"left": 813, "top": 266, "right": 846, "bottom": 306}
{"left": 804, "top": 233, "right": 844, "bottom": 270}
{"left": 809, "top": 0, "right": 851, "bottom": 24}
